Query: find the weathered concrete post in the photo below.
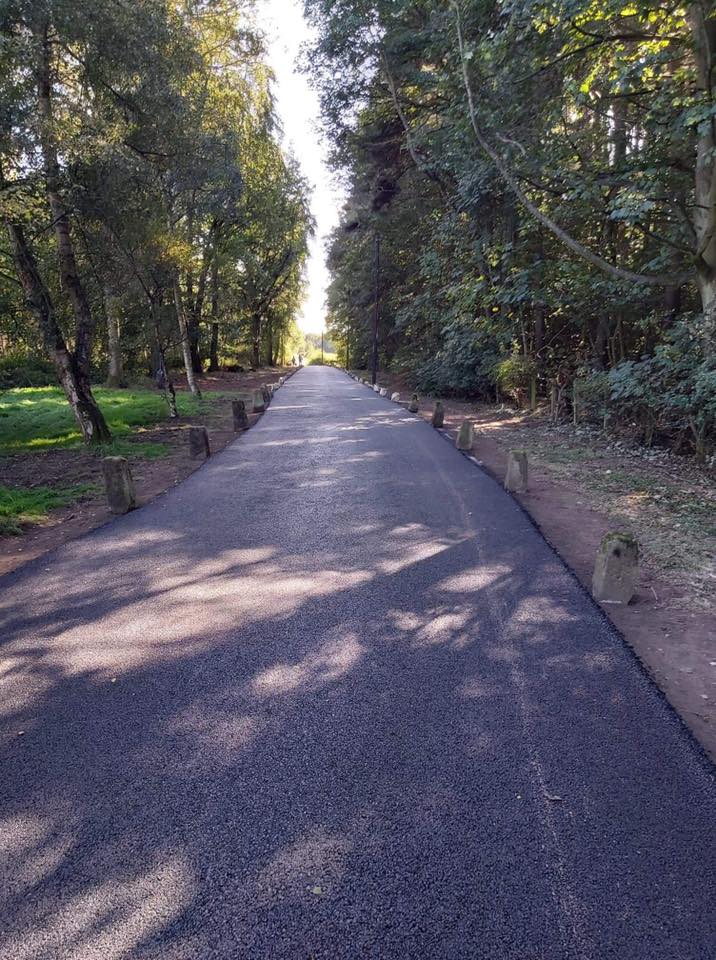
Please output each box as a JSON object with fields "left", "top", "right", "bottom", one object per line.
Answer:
{"left": 232, "top": 399, "right": 249, "bottom": 431}
{"left": 373, "top": 383, "right": 380, "bottom": 393}
{"left": 408, "top": 393, "right": 419, "bottom": 413}
{"left": 252, "top": 388, "right": 266, "bottom": 413}
{"left": 456, "top": 419, "right": 474, "bottom": 450}
{"left": 504, "top": 449, "right": 528, "bottom": 492}
{"left": 432, "top": 401, "right": 444, "bottom": 428}
{"left": 189, "top": 425, "right": 210, "bottom": 460}
{"left": 379, "top": 387, "right": 388, "bottom": 397}
{"left": 391, "top": 392, "right": 400, "bottom": 401}
{"left": 102, "top": 456, "right": 136, "bottom": 515}
{"left": 592, "top": 533, "right": 639, "bottom": 604}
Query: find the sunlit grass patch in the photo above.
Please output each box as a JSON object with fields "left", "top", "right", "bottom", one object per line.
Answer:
{"left": 0, "top": 386, "right": 210, "bottom": 454}
{"left": 0, "top": 483, "right": 98, "bottom": 536}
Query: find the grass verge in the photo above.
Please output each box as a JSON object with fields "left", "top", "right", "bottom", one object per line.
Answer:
{"left": 0, "top": 386, "right": 211, "bottom": 455}
{"left": 0, "top": 483, "right": 98, "bottom": 535}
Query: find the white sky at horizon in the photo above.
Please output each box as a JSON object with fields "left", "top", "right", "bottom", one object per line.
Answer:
{"left": 259, "top": 0, "right": 345, "bottom": 335}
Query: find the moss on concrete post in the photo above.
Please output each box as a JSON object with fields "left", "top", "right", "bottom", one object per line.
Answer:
{"left": 432, "top": 401, "right": 444, "bottom": 428}
{"left": 189, "top": 425, "right": 210, "bottom": 460}
{"left": 102, "top": 456, "right": 136, "bottom": 515}
{"left": 408, "top": 393, "right": 419, "bottom": 413}
{"left": 456, "top": 419, "right": 474, "bottom": 450}
{"left": 232, "top": 399, "right": 249, "bottom": 431}
{"left": 504, "top": 449, "right": 528, "bottom": 492}
{"left": 592, "top": 532, "right": 639, "bottom": 604}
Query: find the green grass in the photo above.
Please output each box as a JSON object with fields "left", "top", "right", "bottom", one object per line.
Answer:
{"left": 0, "top": 483, "right": 98, "bottom": 536}
{"left": 0, "top": 386, "right": 210, "bottom": 455}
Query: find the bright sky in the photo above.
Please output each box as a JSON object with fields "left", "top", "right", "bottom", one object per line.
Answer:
{"left": 259, "top": 0, "right": 344, "bottom": 334}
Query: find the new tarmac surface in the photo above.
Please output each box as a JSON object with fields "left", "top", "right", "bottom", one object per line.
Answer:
{"left": 1, "top": 366, "right": 715, "bottom": 959}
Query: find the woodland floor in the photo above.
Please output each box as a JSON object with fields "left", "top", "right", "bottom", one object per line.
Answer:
{"left": 354, "top": 369, "right": 716, "bottom": 761}
{"left": 0, "top": 367, "right": 296, "bottom": 578}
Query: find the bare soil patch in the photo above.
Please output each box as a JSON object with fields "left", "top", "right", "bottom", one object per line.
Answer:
{"left": 0, "top": 367, "right": 294, "bottom": 577}
{"left": 362, "top": 370, "right": 716, "bottom": 761}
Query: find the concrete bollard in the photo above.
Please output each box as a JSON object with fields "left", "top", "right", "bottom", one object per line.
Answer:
{"left": 373, "top": 383, "right": 380, "bottom": 393}
{"left": 456, "top": 419, "right": 474, "bottom": 451}
{"left": 261, "top": 384, "right": 271, "bottom": 405}
{"left": 408, "top": 393, "right": 419, "bottom": 413}
{"left": 102, "top": 456, "right": 136, "bottom": 515}
{"left": 592, "top": 533, "right": 639, "bottom": 604}
{"left": 252, "top": 388, "right": 266, "bottom": 413}
{"left": 189, "top": 425, "right": 210, "bottom": 460}
{"left": 232, "top": 399, "right": 249, "bottom": 431}
{"left": 391, "top": 392, "right": 400, "bottom": 401}
{"left": 432, "top": 400, "right": 444, "bottom": 428}
{"left": 504, "top": 449, "right": 528, "bottom": 492}
{"left": 379, "top": 387, "right": 388, "bottom": 397}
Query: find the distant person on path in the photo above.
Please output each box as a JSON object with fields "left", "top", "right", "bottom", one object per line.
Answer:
{"left": 298, "top": 353, "right": 304, "bottom": 366}
{"left": 291, "top": 354, "right": 297, "bottom": 366}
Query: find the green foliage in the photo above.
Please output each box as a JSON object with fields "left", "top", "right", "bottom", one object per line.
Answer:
{"left": 0, "top": 483, "right": 98, "bottom": 536}
{"left": 306, "top": 0, "right": 716, "bottom": 460}
{"left": 607, "top": 321, "right": 716, "bottom": 456}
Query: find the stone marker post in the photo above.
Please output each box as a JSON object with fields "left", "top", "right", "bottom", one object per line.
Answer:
{"left": 504, "top": 449, "right": 528, "bottom": 492}
{"left": 408, "top": 393, "right": 419, "bottom": 413}
{"left": 379, "top": 387, "right": 388, "bottom": 397}
{"left": 373, "top": 383, "right": 380, "bottom": 393}
{"left": 261, "top": 384, "right": 271, "bottom": 405}
{"left": 432, "top": 401, "right": 445, "bottom": 428}
{"left": 592, "top": 533, "right": 639, "bottom": 604}
{"left": 232, "top": 399, "right": 249, "bottom": 431}
{"left": 252, "top": 388, "right": 266, "bottom": 413}
{"left": 102, "top": 456, "right": 136, "bottom": 515}
{"left": 456, "top": 419, "right": 474, "bottom": 450}
{"left": 391, "top": 392, "right": 400, "bottom": 401}
{"left": 189, "top": 425, "right": 210, "bottom": 459}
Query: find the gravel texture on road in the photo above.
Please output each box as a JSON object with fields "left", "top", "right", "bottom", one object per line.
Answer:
{"left": 1, "top": 366, "right": 715, "bottom": 959}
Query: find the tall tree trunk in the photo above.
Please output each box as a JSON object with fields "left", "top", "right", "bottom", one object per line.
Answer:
{"left": 5, "top": 219, "right": 111, "bottom": 443}
{"left": 208, "top": 262, "right": 220, "bottom": 372}
{"left": 105, "top": 286, "right": 124, "bottom": 388}
{"left": 252, "top": 314, "right": 262, "bottom": 369}
{"left": 688, "top": 2, "right": 716, "bottom": 334}
{"left": 36, "top": 26, "right": 97, "bottom": 382}
{"left": 266, "top": 316, "right": 274, "bottom": 367}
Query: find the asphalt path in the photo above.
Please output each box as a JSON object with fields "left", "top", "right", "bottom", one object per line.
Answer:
{"left": 1, "top": 366, "right": 715, "bottom": 960}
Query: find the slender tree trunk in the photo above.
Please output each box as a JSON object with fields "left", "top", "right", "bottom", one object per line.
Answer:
{"left": 105, "top": 286, "right": 124, "bottom": 388}
{"left": 252, "top": 314, "right": 262, "bottom": 369}
{"left": 36, "top": 27, "right": 98, "bottom": 382}
{"left": 5, "top": 219, "right": 111, "bottom": 443}
{"left": 208, "top": 261, "right": 220, "bottom": 372}
{"left": 688, "top": 2, "right": 716, "bottom": 334}
{"left": 173, "top": 275, "right": 202, "bottom": 397}
{"left": 150, "top": 297, "right": 178, "bottom": 418}
{"left": 266, "top": 316, "right": 274, "bottom": 367}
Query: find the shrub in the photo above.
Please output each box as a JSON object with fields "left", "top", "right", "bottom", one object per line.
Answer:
{"left": 493, "top": 352, "right": 536, "bottom": 406}
{"left": 607, "top": 319, "right": 716, "bottom": 458}
{"left": 0, "top": 355, "right": 56, "bottom": 389}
